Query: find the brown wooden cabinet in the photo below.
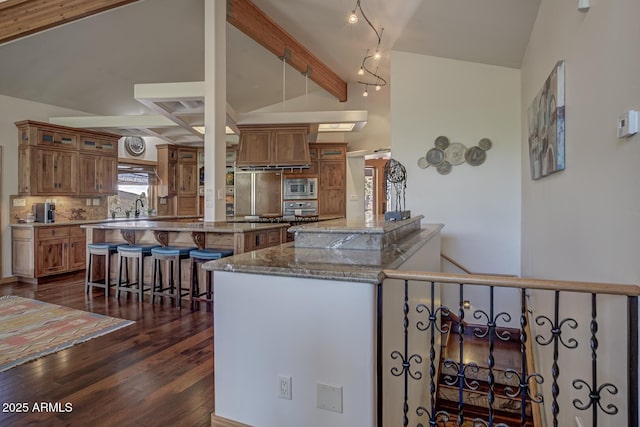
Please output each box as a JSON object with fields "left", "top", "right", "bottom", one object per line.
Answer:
{"left": 157, "top": 145, "right": 178, "bottom": 197}
{"left": 177, "top": 150, "right": 198, "bottom": 196}
{"left": 236, "top": 125, "right": 310, "bottom": 167}
{"left": 284, "top": 146, "right": 318, "bottom": 177}
{"left": 13, "top": 225, "right": 86, "bottom": 280}
{"left": 157, "top": 145, "right": 199, "bottom": 215}
{"left": 68, "top": 226, "right": 87, "bottom": 270}
{"left": 79, "top": 154, "right": 117, "bottom": 195}
{"left": 34, "top": 148, "right": 78, "bottom": 195}
{"left": 15, "top": 120, "right": 119, "bottom": 196}
{"left": 317, "top": 143, "right": 347, "bottom": 216}
{"left": 243, "top": 228, "right": 284, "bottom": 252}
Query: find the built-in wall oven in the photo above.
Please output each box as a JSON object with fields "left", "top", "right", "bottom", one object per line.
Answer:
{"left": 283, "top": 200, "right": 318, "bottom": 216}
{"left": 283, "top": 178, "right": 317, "bottom": 200}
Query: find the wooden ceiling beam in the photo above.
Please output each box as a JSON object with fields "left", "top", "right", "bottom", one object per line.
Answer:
{"left": 227, "top": 0, "right": 348, "bottom": 102}
{"left": 0, "top": 0, "right": 140, "bottom": 45}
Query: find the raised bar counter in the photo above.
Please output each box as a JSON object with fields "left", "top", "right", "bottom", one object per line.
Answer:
{"left": 203, "top": 216, "right": 443, "bottom": 427}
{"left": 204, "top": 217, "right": 441, "bottom": 283}
{"left": 82, "top": 220, "right": 290, "bottom": 254}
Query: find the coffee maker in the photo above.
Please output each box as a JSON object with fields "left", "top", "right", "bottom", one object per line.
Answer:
{"left": 33, "top": 202, "right": 55, "bottom": 223}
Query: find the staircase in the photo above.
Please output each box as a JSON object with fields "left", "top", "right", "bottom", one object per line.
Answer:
{"left": 435, "top": 316, "right": 534, "bottom": 427}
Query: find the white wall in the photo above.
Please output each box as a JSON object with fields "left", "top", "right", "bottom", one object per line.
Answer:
{"left": 521, "top": 0, "right": 640, "bottom": 283}
{"left": 391, "top": 52, "right": 521, "bottom": 276}
{"left": 521, "top": 1, "right": 640, "bottom": 426}
{"left": 343, "top": 82, "right": 391, "bottom": 153}
{"left": 214, "top": 272, "right": 377, "bottom": 427}
{"left": 0, "top": 94, "right": 91, "bottom": 278}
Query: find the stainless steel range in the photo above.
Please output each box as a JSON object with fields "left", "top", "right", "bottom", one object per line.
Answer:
{"left": 283, "top": 200, "right": 318, "bottom": 216}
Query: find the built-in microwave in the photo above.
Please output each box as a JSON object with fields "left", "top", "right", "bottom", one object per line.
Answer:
{"left": 284, "top": 177, "right": 317, "bottom": 200}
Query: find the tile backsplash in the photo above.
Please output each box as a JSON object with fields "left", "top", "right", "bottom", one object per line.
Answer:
{"left": 10, "top": 195, "right": 108, "bottom": 223}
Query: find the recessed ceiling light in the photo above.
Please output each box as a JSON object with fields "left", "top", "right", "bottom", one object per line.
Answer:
{"left": 192, "top": 126, "right": 235, "bottom": 135}
{"left": 318, "top": 123, "right": 356, "bottom": 132}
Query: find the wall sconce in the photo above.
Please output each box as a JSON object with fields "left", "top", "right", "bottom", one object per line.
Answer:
{"left": 462, "top": 300, "right": 471, "bottom": 310}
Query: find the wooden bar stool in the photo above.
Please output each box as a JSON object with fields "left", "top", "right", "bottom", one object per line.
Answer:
{"left": 85, "top": 242, "right": 119, "bottom": 297}
{"left": 115, "top": 244, "right": 159, "bottom": 302}
{"left": 151, "top": 246, "right": 197, "bottom": 308}
{"left": 189, "top": 248, "right": 234, "bottom": 311}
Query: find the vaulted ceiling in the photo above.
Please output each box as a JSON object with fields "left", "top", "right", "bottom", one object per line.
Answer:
{"left": 0, "top": 0, "right": 540, "bottom": 142}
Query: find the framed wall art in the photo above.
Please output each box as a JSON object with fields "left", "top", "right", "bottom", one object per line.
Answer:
{"left": 527, "top": 60, "right": 565, "bottom": 180}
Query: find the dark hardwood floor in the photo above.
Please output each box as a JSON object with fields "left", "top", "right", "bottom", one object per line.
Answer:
{"left": 0, "top": 273, "right": 214, "bottom": 426}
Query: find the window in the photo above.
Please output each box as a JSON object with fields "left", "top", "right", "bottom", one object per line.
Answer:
{"left": 108, "top": 162, "right": 157, "bottom": 217}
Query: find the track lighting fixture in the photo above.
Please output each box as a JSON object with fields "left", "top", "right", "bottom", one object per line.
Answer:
{"left": 348, "top": 0, "right": 387, "bottom": 94}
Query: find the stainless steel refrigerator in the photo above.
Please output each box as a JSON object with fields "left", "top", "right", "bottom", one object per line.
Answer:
{"left": 234, "top": 171, "right": 283, "bottom": 216}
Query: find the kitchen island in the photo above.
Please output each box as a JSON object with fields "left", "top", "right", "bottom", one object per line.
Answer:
{"left": 204, "top": 216, "right": 443, "bottom": 427}
{"left": 10, "top": 215, "right": 200, "bottom": 283}
{"left": 82, "top": 219, "right": 290, "bottom": 254}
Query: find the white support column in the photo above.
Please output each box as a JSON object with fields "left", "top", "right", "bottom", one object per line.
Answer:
{"left": 204, "top": 0, "right": 227, "bottom": 221}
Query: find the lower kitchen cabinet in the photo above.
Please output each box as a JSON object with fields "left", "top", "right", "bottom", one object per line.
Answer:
{"left": 12, "top": 225, "right": 86, "bottom": 282}
{"left": 242, "top": 228, "right": 285, "bottom": 252}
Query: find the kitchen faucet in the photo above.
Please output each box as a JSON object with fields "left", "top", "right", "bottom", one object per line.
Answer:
{"left": 134, "top": 198, "right": 144, "bottom": 218}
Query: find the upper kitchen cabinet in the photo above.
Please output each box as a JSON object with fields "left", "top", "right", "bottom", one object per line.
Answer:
{"left": 15, "top": 120, "right": 120, "bottom": 196}
{"left": 236, "top": 125, "right": 311, "bottom": 168}
{"left": 157, "top": 144, "right": 178, "bottom": 197}
{"left": 156, "top": 145, "right": 199, "bottom": 215}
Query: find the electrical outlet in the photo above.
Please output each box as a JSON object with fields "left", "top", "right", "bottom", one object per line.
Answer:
{"left": 12, "top": 198, "right": 26, "bottom": 207}
{"left": 86, "top": 199, "right": 92, "bottom": 206}
{"left": 278, "top": 375, "right": 292, "bottom": 400}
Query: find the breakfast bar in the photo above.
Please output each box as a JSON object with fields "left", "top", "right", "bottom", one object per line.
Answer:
{"left": 82, "top": 220, "right": 290, "bottom": 254}
{"left": 203, "top": 216, "right": 443, "bottom": 427}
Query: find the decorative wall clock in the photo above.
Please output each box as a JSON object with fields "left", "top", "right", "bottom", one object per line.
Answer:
{"left": 124, "top": 136, "right": 146, "bottom": 157}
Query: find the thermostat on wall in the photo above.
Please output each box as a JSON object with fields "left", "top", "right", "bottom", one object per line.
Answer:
{"left": 617, "top": 110, "right": 638, "bottom": 138}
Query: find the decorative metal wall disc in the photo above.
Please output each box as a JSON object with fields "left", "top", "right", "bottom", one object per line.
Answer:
{"left": 426, "top": 148, "right": 445, "bottom": 166}
{"left": 436, "top": 161, "right": 452, "bottom": 175}
{"left": 478, "top": 138, "right": 493, "bottom": 151}
{"left": 418, "top": 135, "right": 493, "bottom": 175}
{"left": 465, "top": 146, "right": 487, "bottom": 166}
{"left": 434, "top": 136, "right": 450, "bottom": 150}
{"left": 445, "top": 142, "right": 467, "bottom": 165}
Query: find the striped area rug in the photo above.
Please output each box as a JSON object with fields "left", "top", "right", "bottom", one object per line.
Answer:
{"left": 0, "top": 295, "right": 134, "bottom": 372}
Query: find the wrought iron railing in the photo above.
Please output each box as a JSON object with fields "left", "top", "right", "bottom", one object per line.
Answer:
{"left": 380, "top": 270, "right": 640, "bottom": 427}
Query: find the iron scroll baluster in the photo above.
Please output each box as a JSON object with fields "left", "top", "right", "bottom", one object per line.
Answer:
{"left": 415, "top": 280, "right": 450, "bottom": 426}
{"left": 390, "top": 279, "right": 423, "bottom": 426}
{"left": 572, "top": 293, "right": 619, "bottom": 425}
{"left": 535, "top": 290, "right": 578, "bottom": 427}
{"left": 503, "top": 288, "right": 544, "bottom": 427}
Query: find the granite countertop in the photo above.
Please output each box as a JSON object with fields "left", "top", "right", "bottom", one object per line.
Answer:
{"left": 288, "top": 215, "right": 424, "bottom": 234}
{"left": 80, "top": 220, "right": 289, "bottom": 233}
{"left": 10, "top": 215, "right": 201, "bottom": 228}
{"left": 203, "top": 224, "right": 443, "bottom": 283}
{"left": 225, "top": 215, "right": 344, "bottom": 223}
